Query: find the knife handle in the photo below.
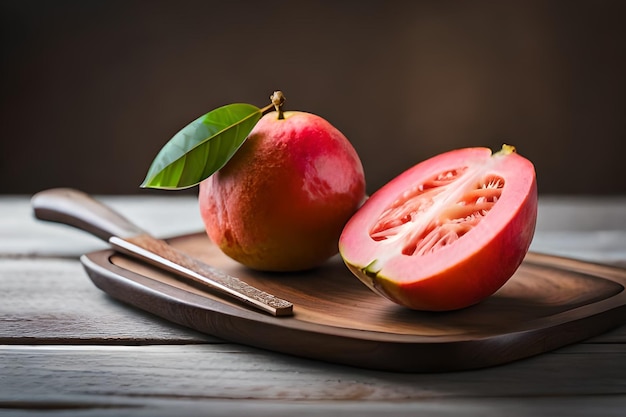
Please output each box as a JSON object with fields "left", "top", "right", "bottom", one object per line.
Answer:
{"left": 31, "top": 188, "right": 145, "bottom": 241}
{"left": 32, "top": 188, "right": 295, "bottom": 317}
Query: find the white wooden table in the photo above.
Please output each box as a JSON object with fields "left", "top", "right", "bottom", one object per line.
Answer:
{"left": 1, "top": 194, "right": 625, "bottom": 416}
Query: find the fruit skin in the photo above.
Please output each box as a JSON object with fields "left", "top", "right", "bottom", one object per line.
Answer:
{"left": 339, "top": 146, "right": 537, "bottom": 311}
{"left": 199, "top": 110, "right": 366, "bottom": 272}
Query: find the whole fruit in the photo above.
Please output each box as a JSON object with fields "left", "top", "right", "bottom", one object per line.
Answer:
{"left": 339, "top": 145, "right": 537, "bottom": 311}
{"left": 199, "top": 107, "right": 366, "bottom": 272}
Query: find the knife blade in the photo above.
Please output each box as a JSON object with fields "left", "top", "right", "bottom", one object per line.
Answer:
{"left": 31, "top": 188, "right": 294, "bottom": 317}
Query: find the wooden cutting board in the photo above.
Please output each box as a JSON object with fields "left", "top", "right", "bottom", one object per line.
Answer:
{"left": 81, "top": 232, "right": 626, "bottom": 372}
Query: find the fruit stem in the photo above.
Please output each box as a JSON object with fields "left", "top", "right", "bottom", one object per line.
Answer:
{"left": 270, "top": 91, "right": 286, "bottom": 120}
{"left": 496, "top": 144, "right": 517, "bottom": 156}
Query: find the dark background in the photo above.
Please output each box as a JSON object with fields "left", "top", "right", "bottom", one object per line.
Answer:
{"left": 1, "top": 0, "right": 625, "bottom": 196}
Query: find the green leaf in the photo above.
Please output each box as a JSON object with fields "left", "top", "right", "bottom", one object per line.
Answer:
{"left": 141, "top": 103, "right": 263, "bottom": 189}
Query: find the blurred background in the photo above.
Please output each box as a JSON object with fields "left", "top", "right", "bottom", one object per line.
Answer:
{"left": 1, "top": 0, "right": 625, "bottom": 196}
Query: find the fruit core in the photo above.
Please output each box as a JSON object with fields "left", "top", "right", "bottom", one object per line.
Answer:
{"left": 369, "top": 166, "right": 505, "bottom": 257}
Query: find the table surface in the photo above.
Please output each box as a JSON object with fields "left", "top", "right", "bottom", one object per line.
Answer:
{"left": 1, "top": 193, "right": 626, "bottom": 417}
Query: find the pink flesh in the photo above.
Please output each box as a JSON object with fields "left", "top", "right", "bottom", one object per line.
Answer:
{"left": 339, "top": 147, "right": 535, "bottom": 282}
{"left": 369, "top": 168, "right": 504, "bottom": 256}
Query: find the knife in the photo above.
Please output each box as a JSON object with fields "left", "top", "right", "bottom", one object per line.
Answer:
{"left": 31, "top": 188, "right": 294, "bottom": 317}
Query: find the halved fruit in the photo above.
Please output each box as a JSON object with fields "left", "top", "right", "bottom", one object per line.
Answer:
{"left": 339, "top": 145, "right": 538, "bottom": 311}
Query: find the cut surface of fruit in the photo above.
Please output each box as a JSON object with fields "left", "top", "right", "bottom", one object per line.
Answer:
{"left": 339, "top": 145, "right": 537, "bottom": 311}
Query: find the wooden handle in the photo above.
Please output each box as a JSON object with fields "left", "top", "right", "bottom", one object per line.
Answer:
{"left": 31, "top": 188, "right": 145, "bottom": 241}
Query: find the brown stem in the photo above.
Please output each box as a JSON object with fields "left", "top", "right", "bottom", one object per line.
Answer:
{"left": 270, "top": 91, "right": 286, "bottom": 119}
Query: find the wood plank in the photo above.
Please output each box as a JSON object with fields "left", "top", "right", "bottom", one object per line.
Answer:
{"left": 0, "top": 396, "right": 625, "bottom": 417}
{"left": 3, "top": 194, "right": 626, "bottom": 266}
{"left": 1, "top": 397, "right": 625, "bottom": 417}
{"left": 536, "top": 195, "right": 626, "bottom": 231}
{"left": 532, "top": 196, "right": 626, "bottom": 267}
{"left": 0, "top": 259, "right": 215, "bottom": 343}
{"left": 0, "top": 195, "right": 203, "bottom": 258}
{"left": 0, "top": 344, "right": 625, "bottom": 402}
